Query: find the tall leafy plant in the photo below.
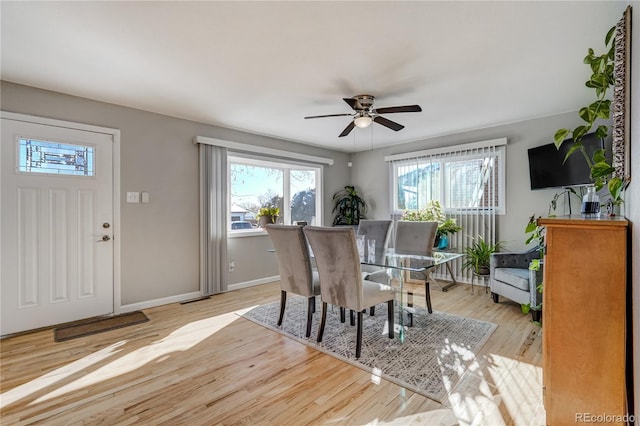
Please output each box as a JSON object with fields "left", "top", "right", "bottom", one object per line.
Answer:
{"left": 554, "top": 26, "right": 626, "bottom": 206}
{"left": 461, "top": 235, "right": 505, "bottom": 275}
{"left": 332, "top": 185, "right": 367, "bottom": 226}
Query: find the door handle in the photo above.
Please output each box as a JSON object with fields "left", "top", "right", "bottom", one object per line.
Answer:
{"left": 97, "top": 235, "right": 111, "bottom": 242}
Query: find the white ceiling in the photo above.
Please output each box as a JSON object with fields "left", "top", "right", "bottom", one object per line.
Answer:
{"left": 0, "top": 1, "right": 627, "bottom": 152}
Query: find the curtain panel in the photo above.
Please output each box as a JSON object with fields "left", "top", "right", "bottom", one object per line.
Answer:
{"left": 198, "top": 143, "right": 228, "bottom": 295}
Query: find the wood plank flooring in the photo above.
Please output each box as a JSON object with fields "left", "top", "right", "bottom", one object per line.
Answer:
{"left": 1, "top": 281, "right": 544, "bottom": 425}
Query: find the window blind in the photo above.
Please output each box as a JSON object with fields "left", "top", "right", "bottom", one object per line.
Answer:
{"left": 387, "top": 138, "right": 507, "bottom": 284}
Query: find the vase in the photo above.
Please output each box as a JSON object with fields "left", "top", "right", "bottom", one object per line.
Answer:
{"left": 437, "top": 235, "right": 448, "bottom": 250}
{"left": 581, "top": 186, "right": 600, "bottom": 217}
{"left": 258, "top": 216, "right": 275, "bottom": 228}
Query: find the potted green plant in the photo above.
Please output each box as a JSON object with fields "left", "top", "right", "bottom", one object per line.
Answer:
{"left": 401, "top": 201, "right": 462, "bottom": 248}
{"left": 257, "top": 206, "right": 280, "bottom": 227}
{"left": 332, "top": 185, "right": 367, "bottom": 226}
{"left": 437, "top": 218, "right": 463, "bottom": 238}
{"left": 461, "top": 235, "right": 505, "bottom": 275}
{"left": 554, "top": 25, "right": 628, "bottom": 211}
{"left": 524, "top": 215, "right": 545, "bottom": 325}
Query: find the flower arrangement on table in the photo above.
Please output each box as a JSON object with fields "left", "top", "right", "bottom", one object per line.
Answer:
{"left": 257, "top": 206, "right": 280, "bottom": 227}
{"left": 401, "top": 201, "right": 462, "bottom": 248}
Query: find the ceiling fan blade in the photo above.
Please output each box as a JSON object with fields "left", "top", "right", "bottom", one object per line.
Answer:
{"left": 374, "top": 105, "right": 422, "bottom": 114}
{"left": 338, "top": 121, "right": 356, "bottom": 137}
{"left": 374, "top": 116, "right": 404, "bottom": 132}
{"left": 304, "top": 113, "right": 353, "bottom": 119}
{"left": 343, "top": 97, "right": 359, "bottom": 110}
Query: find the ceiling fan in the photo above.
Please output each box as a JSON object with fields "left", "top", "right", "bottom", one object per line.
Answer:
{"left": 304, "top": 94, "right": 422, "bottom": 137}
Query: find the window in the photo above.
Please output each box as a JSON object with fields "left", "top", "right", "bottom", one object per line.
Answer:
{"left": 388, "top": 140, "right": 506, "bottom": 283}
{"left": 391, "top": 145, "right": 505, "bottom": 215}
{"left": 17, "top": 138, "right": 94, "bottom": 176}
{"left": 228, "top": 155, "right": 322, "bottom": 232}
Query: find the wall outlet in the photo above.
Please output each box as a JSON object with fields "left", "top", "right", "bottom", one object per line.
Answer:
{"left": 228, "top": 260, "right": 235, "bottom": 272}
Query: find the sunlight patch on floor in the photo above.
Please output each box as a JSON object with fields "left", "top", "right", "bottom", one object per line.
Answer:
{"left": 440, "top": 345, "right": 505, "bottom": 426}
{"left": 370, "top": 367, "right": 382, "bottom": 385}
{"left": 2, "top": 308, "right": 257, "bottom": 407}
{"left": 488, "top": 353, "right": 543, "bottom": 425}
{"left": 0, "top": 341, "right": 127, "bottom": 408}
{"left": 367, "top": 408, "right": 459, "bottom": 425}
{"left": 445, "top": 371, "right": 506, "bottom": 426}
{"left": 31, "top": 310, "right": 250, "bottom": 403}
{"left": 442, "top": 352, "right": 543, "bottom": 425}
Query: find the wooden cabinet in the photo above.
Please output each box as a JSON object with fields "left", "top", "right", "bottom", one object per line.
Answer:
{"left": 538, "top": 216, "right": 628, "bottom": 425}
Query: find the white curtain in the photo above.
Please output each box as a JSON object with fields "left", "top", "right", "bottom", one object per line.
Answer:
{"left": 199, "top": 143, "right": 228, "bottom": 295}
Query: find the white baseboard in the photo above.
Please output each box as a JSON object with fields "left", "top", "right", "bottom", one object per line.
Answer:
{"left": 120, "top": 277, "right": 278, "bottom": 312}
{"left": 227, "top": 276, "right": 279, "bottom": 292}
{"left": 120, "top": 291, "right": 203, "bottom": 313}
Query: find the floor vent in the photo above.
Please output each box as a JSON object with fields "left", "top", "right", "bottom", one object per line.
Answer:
{"left": 180, "top": 296, "right": 211, "bottom": 305}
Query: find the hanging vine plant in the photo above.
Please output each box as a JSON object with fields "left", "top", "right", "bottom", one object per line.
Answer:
{"left": 553, "top": 25, "right": 628, "bottom": 207}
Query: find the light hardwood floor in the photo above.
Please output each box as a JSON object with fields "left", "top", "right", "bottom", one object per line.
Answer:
{"left": 1, "top": 281, "right": 544, "bottom": 425}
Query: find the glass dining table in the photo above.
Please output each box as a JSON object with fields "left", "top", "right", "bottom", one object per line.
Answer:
{"left": 361, "top": 249, "right": 463, "bottom": 342}
{"left": 269, "top": 246, "right": 463, "bottom": 343}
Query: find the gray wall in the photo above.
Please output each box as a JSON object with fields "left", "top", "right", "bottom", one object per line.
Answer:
{"left": 351, "top": 112, "right": 589, "bottom": 251}
{"left": 0, "top": 81, "right": 350, "bottom": 304}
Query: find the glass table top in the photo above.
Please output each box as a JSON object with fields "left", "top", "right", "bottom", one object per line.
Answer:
{"left": 361, "top": 249, "right": 463, "bottom": 271}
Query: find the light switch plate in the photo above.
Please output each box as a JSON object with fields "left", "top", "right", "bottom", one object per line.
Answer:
{"left": 141, "top": 192, "right": 150, "bottom": 203}
{"left": 126, "top": 192, "right": 140, "bottom": 203}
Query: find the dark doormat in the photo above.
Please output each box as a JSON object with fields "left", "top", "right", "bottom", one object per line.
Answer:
{"left": 54, "top": 311, "right": 149, "bottom": 342}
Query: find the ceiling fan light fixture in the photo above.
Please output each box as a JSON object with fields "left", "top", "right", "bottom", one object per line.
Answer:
{"left": 354, "top": 114, "right": 372, "bottom": 128}
{"left": 305, "top": 94, "right": 421, "bottom": 137}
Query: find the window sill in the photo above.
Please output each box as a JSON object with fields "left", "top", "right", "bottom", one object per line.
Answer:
{"left": 228, "top": 229, "right": 268, "bottom": 238}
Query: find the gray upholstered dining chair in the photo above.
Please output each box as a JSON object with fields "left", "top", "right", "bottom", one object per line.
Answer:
{"left": 357, "top": 219, "right": 393, "bottom": 316}
{"left": 265, "top": 224, "right": 321, "bottom": 337}
{"left": 394, "top": 220, "right": 439, "bottom": 314}
{"left": 303, "top": 226, "right": 395, "bottom": 358}
{"left": 357, "top": 219, "right": 393, "bottom": 269}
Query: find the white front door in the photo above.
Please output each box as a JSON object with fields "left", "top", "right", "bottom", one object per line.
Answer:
{"left": 1, "top": 117, "right": 114, "bottom": 335}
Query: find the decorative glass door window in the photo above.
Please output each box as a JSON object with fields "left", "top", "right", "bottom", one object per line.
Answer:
{"left": 17, "top": 138, "right": 94, "bottom": 176}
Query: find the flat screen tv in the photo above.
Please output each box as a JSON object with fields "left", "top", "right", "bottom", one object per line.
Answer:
{"left": 527, "top": 133, "right": 612, "bottom": 190}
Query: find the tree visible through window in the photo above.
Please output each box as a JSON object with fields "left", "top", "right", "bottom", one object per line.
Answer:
{"left": 229, "top": 156, "right": 321, "bottom": 231}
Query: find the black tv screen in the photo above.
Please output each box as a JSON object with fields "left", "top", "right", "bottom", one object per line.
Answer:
{"left": 528, "top": 133, "right": 611, "bottom": 190}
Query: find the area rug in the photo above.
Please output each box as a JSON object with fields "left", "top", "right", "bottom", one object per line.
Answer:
{"left": 241, "top": 296, "right": 497, "bottom": 403}
{"left": 54, "top": 311, "right": 149, "bottom": 342}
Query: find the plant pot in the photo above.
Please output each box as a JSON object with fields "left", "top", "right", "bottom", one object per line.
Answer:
{"left": 476, "top": 266, "right": 490, "bottom": 276}
{"left": 258, "top": 216, "right": 275, "bottom": 228}
{"left": 437, "top": 235, "right": 448, "bottom": 250}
